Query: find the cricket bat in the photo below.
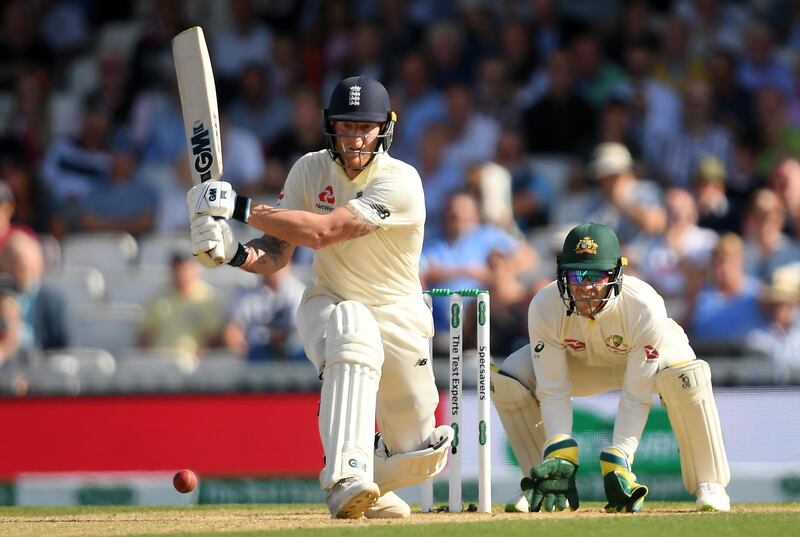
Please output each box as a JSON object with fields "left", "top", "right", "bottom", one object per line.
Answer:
{"left": 172, "top": 26, "right": 226, "bottom": 262}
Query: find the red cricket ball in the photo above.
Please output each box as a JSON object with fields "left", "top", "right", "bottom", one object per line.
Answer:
{"left": 173, "top": 469, "right": 198, "bottom": 493}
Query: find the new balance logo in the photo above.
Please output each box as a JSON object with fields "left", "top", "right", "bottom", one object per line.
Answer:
{"left": 348, "top": 85, "right": 362, "bottom": 106}
{"left": 369, "top": 203, "right": 390, "bottom": 219}
{"left": 414, "top": 358, "right": 428, "bottom": 367}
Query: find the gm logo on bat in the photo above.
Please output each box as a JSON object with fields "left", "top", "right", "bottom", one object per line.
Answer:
{"left": 191, "top": 120, "right": 213, "bottom": 181}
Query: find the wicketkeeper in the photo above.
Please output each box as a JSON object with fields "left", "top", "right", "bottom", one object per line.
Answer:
{"left": 492, "top": 222, "right": 731, "bottom": 513}
{"left": 186, "top": 76, "right": 452, "bottom": 519}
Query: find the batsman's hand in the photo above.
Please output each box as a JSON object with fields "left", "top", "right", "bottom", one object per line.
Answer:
{"left": 190, "top": 215, "right": 238, "bottom": 267}
{"left": 187, "top": 180, "right": 252, "bottom": 223}
{"left": 600, "top": 447, "right": 648, "bottom": 513}
{"left": 521, "top": 434, "right": 580, "bottom": 512}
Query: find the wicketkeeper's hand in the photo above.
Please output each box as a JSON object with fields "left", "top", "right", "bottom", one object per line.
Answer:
{"left": 521, "top": 434, "right": 580, "bottom": 512}
{"left": 600, "top": 447, "right": 648, "bottom": 513}
{"left": 190, "top": 215, "right": 240, "bottom": 267}
{"left": 186, "top": 180, "right": 252, "bottom": 223}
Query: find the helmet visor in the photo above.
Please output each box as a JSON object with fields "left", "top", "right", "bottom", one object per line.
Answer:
{"left": 565, "top": 269, "right": 614, "bottom": 284}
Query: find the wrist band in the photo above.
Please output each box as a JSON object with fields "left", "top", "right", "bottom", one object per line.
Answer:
{"left": 228, "top": 243, "right": 248, "bottom": 267}
{"left": 232, "top": 196, "right": 252, "bottom": 223}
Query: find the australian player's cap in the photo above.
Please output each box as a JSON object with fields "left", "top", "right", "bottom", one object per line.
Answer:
{"left": 326, "top": 75, "right": 391, "bottom": 123}
{"left": 559, "top": 222, "right": 621, "bottom": 271}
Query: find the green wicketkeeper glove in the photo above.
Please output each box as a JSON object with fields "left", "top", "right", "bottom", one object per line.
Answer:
{"left": 601, "top": 447, "right": 649, "bottom": 513}
{"left": 521, "top": 434, "right": 580, "bottom": 512}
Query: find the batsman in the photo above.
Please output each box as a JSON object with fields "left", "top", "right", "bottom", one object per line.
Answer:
{"left": 492, "top": 222, "right": 731, "bottom": 513}
{"left": 185, "top": 75, "right": 452, "bottom": 519}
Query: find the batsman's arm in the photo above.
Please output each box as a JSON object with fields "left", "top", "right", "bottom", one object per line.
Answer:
{"left": 246, "top": 203, "right": 377, "bottom": 249}
{"left": 232, "top": 234, "right": 297, "bottom": 275}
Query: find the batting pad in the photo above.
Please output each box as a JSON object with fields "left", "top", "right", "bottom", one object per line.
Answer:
{"left": 655, "top": 360, "right": 730, "bottom": 493}
{"left": 319, "top": 301, "right": 384, "bottom": 490}
{"left": 373, "top": 425, "right": 453, "bottom": 492}
{"left": 491, "top": 367, "right": 546, "bottom": 476}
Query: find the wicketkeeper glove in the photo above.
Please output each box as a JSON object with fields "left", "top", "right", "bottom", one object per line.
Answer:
{"left": 521, "top": 434, "right": 580, "bottom": 512}
{"left": 600, "top": 446, "right": 649, "bottom": 513}
{"left": 186, "top": 180, "right": 252, "bottom": 223}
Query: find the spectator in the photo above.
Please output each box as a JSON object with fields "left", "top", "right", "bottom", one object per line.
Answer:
{"left": 0, "top": 0, "right": 53, "bottom": 91}
{"left": 552, "top": 142, "right": 667, "bottom": 245}
{"left": 617, "top": 38, "right": 682, "bottom": 167}
{"left": 521, "top": 49, "right": 597, "bottom": 157}
{"left": 747, "top": 264, "right": 800, "bottom": 382}
{"left": 652, "top": 16, "right": 707, "bottom": 91}
{"left": 77, "top": 147, "right": 157, "bottom": 236}
{"left": 693, "top": 155, "right": 742, "bottom": 235}
{"left": 128, "top": 0, "right": 187, "bottom": 96}
{"left": 138, "top": 252, "right": 221, "bottom": 360}
{"left": 389, "top": 52, "right": 446, "bottom": 162}
{"left": 0, "top": 179, "right": 35, "bottom": 252}
{"left": 653, "top": 79, "right": 734, "bottom": 188}
{"left": 767, "top": 158, "right": 800, "bottom": 239}
{"left": 689, "top": 233, "right": 768, "bottom": 346}
{"left": 498, "top": 21, "right": 536, "bottom": 86}
{"left": 605, "top": 0, "right": 658, "bottom": 65}
{"left": 420, "top": 191, "right": 535, "bottom": 331}
{"left": 39, "top": 98, "right": 112, "bottom": 231}
{"left": 212, "top": 0, "right": 273, "bottom": 92}
{"left": 673, "top": 0, "right": 749, "bottom": 59}
{"left": 0, "top": 289, "right": 36, "bottom": 396}
{"left": 707, "top": 49, "right": 755, "bottom": 136}
{"left": 570, "top": 31, "right": 627, "bottom": 108}
{"left": 474, "top": 56, "right": 520, "bottom": 130}
{"left": 228, "top": 64, "right": 291, "bottom": 149}
{"left": 465, "top": 162, "right": 519, "bottom": 236}
{"left": 737, "top": 23, "right": 794, "bottom": 97}
{"left": 219, "top": 116, "right": 267, "bottom": 197}
{"left": 425, "top": 22, "right": 471, "bottom": 89}
{"left": 3, "top": 67, "right": 53, "bottom": 163}
{"left": 222, "top": 266, "right": 305, "bottom": 361}
{"left": 0, "top": 232, "right": 67, "bottom": 350}
{"left": 495, "top": 129, "right": 555, "bottom": 231}
{"left": 742, "top": 189, "right": 800, "bottom": 281}
{"left": 753, "top": 86, "right": 800, "bottom": 175}
{"left": 597, "top": 96, "right": 642, "bottom": 161}
{"left": 269, "top": 87, "right": 326, "bottom": 174}
{"left": 442, "top": 84, "right": 500, "bottom": 165}
{"left": 630, "top": 187, "right": 718, "bottom": 323}
{"left": 412, "top": 123, "right": 466, "bottom": 241}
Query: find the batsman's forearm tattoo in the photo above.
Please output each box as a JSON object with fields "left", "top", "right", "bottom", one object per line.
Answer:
{"left": 247, "top": 235, "right": 290, "bottom": 266}
{"left": 345, "top": 205, "right": 379, "bottom": 238}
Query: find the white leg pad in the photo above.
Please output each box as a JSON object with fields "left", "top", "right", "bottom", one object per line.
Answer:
{"left": 491, "top": 368, "right": 546, "bottom": 476}
{"left": 655, "top": 360, "right": 730, "bottom": 494}
{"left": 319, "top": 301, "right": 384, "bottom": 490}
{"left": 373, "top": 425, "right": 453, "bottom": 492}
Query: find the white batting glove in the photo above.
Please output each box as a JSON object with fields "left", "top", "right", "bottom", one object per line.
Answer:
{"left": 190, "top": 215, "right": 240, "bottom": 267}
{"left": 186, "top": 180, "right": 252, "bottom": 222}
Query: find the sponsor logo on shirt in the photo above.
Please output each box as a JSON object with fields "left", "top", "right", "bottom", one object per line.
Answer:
{"left": 369, "top": 203, "right": 391, "bottom": 219}
{"left": 605, "top": 334, "right": 629, "bottom": 353}
{"left": 315, "top": 185, "right": 336, "bottom": 211}
{"left": 318, "top": 185, "right": 335, "bottom": 203}
{"left": 644, "top": 344, "right": 659, "bottom": 361}
{"left": 565, "top": 338, "right": 586, "bottom": 351}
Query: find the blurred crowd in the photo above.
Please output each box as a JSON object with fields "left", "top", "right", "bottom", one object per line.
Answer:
{"left": 1, "top": 0, "right": 799, "bottom": 387}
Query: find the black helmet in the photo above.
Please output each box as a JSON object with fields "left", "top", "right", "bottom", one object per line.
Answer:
{"left": 324, "top": 75, "right": 396, "bottom": 170}
{"left": 556, "top": 222, "right": 628, "bottom": 317}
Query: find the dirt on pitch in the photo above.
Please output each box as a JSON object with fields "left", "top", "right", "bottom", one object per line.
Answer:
{"left": 1, "top": 504, "right": 799, "bottom": 537}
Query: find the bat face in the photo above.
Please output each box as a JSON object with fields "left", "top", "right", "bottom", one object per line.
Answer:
{"left": 172, "top": 26, "right": 223, "bottom": 185}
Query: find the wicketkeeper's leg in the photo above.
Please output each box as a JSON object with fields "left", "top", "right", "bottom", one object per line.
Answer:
{"left": 656, "top": 359, "right": 731, "bottom": 510}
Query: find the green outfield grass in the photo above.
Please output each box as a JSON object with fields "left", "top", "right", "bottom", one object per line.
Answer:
{"left": 0, "top": 503, "right": 798, "bottom": 537}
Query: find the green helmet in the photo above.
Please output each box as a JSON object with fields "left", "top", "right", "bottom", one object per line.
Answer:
{"left": 556, "top": 223, "right": 628, "bottom": 317}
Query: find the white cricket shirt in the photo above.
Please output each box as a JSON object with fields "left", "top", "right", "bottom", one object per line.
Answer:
{"left": 277, "top": 150, "right": 426, "bottom": 306}
{"left": 529, "top": 275, "right": 696, "bottom": 456}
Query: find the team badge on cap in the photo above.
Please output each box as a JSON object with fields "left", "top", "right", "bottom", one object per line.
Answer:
{"left": 575, "top": 236, "right": 599, "bottom": 255}
{"left": 348, "top": 85, "right": 362, "bottom": 106}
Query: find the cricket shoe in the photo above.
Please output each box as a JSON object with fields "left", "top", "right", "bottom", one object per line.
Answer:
{"left": 504, "top": 489, "right": 529, "bottom": 512}
{"left": 695, "top": 482, "right": 731, "bottom": 512}
{"left": 364, "top": 491, "right": 411, "bottom": 519}
{"left": 326, "top": 478, "right": 380, "bottom": 519}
